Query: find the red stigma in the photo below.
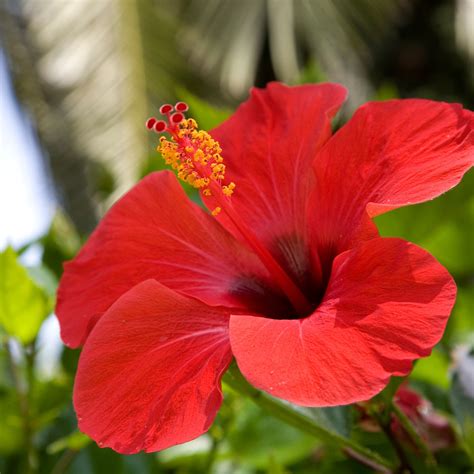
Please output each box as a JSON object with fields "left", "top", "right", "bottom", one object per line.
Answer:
{"left": 160, "top": 104, "right": 173, "bottom": 115}
{"left": 146, "top": 117, "right": 157, "bottom": 130}
{"left": 175, "top": 102, "right": 189, "bottom": 112}
{"left": 153, "top": 120, "right": 167, "bottom": 133}
{"left": 147, "top": 103, "right": 188, "bottom": 135}
{"left": 171, "top": 113, "right": 184, "bottom": 124}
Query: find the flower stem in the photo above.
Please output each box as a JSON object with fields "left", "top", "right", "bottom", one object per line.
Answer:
{"left": 370, "top": 396, "right": 439, "bottom": 474}
{"left": 51, "top": 449, "right": 79, "bottom": 474}
{"left": 372, "top": 409, "right": 413, "bottom": 474}
{"left": 224, "top": 362, "right": 394, "bottom": 473}
{"left": 391, "top": 400, "right": 438, "bottom": 471}
{"left": 203, "top": 432, "right": 220, "bottom": 473}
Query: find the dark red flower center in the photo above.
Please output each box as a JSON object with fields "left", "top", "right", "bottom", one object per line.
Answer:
{"left": 228, "top": 236, "right": 325, "bottom": 320}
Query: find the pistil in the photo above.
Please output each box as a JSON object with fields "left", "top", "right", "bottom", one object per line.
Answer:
{"left": 211, "top": 186, "right": 312, "bottom": 316}
{"left": 146, "top": 104, "right": 312, "bottom": 316}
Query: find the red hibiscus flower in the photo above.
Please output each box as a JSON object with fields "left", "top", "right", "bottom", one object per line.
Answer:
{"left": 56, "top": 83, "right": 473, "bottom": 454}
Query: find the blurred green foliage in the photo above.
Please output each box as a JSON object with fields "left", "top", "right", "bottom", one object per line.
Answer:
{"left": 0, "top": 247, "right": 51, "bottom": 344}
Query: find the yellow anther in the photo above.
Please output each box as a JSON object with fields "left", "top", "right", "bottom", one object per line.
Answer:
{"left": 211, "top": 207, "right": 222, "bottom": 216}
{"left": 157, "top": 115, "right": 236, "bottom": 201}
{"left": 222, "top": 182, "right": 236, "bottom": 197}
{"left": 211, "top": 163, "right": 225, "bottom": 172}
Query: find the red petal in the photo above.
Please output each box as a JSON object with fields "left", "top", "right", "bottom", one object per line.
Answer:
{"left": 56, "top": 171, "right": 268, "bottom": 348}
{"left": 74, "top": 279, "right": 232, "bottom": 454}
{"left": 230, "top": 238, "right": 456, "bottom": 406}
{"left": 208, "top": 82, "right": 347, "bottom": 287}
{"left": 310, "top": 100, "right": 473, "bottom": 258}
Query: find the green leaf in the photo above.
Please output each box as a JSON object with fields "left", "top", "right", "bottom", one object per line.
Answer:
{"left": 301, "top": 405, "right": 352, "bottom": 438}
{"left": 0, "top": 391, "right": 23, "bottom": 454}
{"left": 297, "top": 60, "right": 327, "bottom": 84}
{"left": 267, "top": 453, "right": 287, "bottom": 474}
{"left": 41, "top": 211, "right": 82, "bottom": 278}
{"left": 224, "top": 362, "right": 394, "bottom": 471}
{"left": 33, "top": 378, "right": 72, "bottom": 429}
{"left": 158, "top": 436, "right": 211, "bottom": 468}
{"left": 372, "top": 82, "right": 400, "bottom": 100}
{"left": 450, "top": 347, "right": 474, "bottom": 461}
{"left": 411, "top": 349, "right": 450, "bottom": 389}
{"left": 26, "top": 264, "right": 58, "bottom": 298}
{"left": 47, "top": 430, "right": 92, "bottom": 454}
{"left": 227, "top": 399, "right": 317, "bottom": 469}
{"left": 0, "top": 247, "right": 50, "bottom": 344}
{"left": 445, "top": 287, "right": 474, "bottom": 346}
{"left": 177, "top": 89, "right": 232, "bottom": 130}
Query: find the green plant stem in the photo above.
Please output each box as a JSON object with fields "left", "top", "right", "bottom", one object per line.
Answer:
{"left": 203, "top": 433, "right": 220, "bottom": 473}
{"left": 391, "top": 400, "right": 437, "bottom": 470}
{"left": 3, "top": 338, "right": 38, "bottom": 474}
{"left": 51, "top": 449, "right": 79, "bottom": 474}
{"left": 372, "top": 410, "right": 413, "bottom": 474}
{"left": 371, "top": 397, "right": 439, "bottom": 474}
{"left": 25, "top": 342, "right": 36, "bottom": 398}
{"left": 25, "top": 341, "right": 38, "bottom": 473}
{"left": 224, "top": 362, "right": 394, "bottom": 473}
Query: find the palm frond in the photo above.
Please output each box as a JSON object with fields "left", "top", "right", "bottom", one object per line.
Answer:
{"left": 1, "top": 0, "right": 195, "bottom": 231}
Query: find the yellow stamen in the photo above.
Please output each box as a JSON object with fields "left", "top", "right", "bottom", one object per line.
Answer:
{"left": 158, "top": 118, "right": 235, "bottom": 214}
{"left": 222, "top": 182, "right": 236, "bottom": 197}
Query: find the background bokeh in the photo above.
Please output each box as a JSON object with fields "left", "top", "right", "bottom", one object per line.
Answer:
{"left": 1, "top": 1, "right": 473, "bottom": 473}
